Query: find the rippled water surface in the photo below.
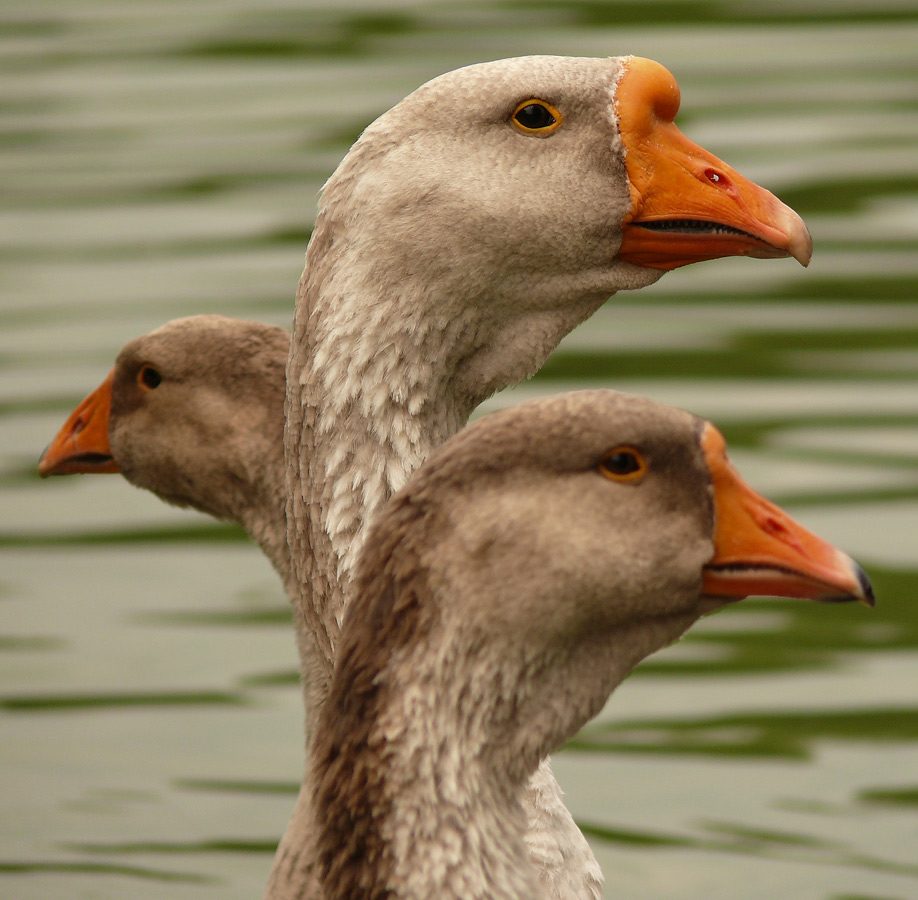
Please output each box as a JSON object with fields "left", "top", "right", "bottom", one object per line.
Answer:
{"left": 1, "top": 2, "right": 916, "bottom": 899}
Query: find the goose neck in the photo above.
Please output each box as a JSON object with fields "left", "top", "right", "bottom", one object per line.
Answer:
{"left": 314, "top": 620, "right": 546, "bottom": 900}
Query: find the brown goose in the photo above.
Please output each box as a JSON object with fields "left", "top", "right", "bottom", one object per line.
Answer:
{"left": 284, "top": 54, "right": 811, "bottom": 900}
{"left": 312, "top": 390, "right": 871, "bottom": 900}
{"left": 39, "top": 315, "right": 291, "bottom": 582}
{"left": 38, "top": 316, "right": 339, "bottom": 703}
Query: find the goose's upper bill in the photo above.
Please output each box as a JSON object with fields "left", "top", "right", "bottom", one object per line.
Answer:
{"left": 697, "top": 422, "right": 872, "bottom": 605}
{"left": 615, "top": 58, "right": 811, "bottom": 269}
{"left": 39, "top": 368, "right": 118, "bottom": 477}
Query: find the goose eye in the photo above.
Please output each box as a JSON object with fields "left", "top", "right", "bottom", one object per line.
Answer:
{"left": 138, "top": 365, "right": 162, "bottom": 391}
{"left": 599, "top": 446, "right": 647, "bottom": 483}
{"left": 512, "top": 99, "right": 562, "bottom": 134}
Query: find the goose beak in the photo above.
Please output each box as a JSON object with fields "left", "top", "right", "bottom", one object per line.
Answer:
{"left": 699, "top": 424, "right": 873, "bottom": 606}
{"left": 615, "top": 57, "right": 812, "bottom": 270}
{"left": 38, "top": 369, "right": 120, "bottom": 476}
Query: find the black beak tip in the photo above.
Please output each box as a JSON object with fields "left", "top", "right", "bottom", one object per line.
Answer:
{"left": 855, "top": 562, "right": 876, "bottom": 608}
{"left": 816, "top": 561, "right": 875, "bottom": 608}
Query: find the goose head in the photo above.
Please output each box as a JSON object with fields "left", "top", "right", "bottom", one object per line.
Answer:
{"left": 315, "top": 390, "right": 870, "bottom": 900}
{"left": 347, "top": 390, "right": 871, "bottom": 732}
{"left": 302, "top": 54, "right": 811, "bottom": 420}
{"left": 38, "top": 315, "right": 289, "bottom": 532}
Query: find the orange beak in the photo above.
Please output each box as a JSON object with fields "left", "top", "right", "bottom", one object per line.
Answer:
{"left": 615, "top": 57, "right": 812, "bottom": 270}
{"left": 38, "top": 369, "right": 120, "bottom": 476}
{"left": 700, "top": 424, "right": 873, "bottom": 606}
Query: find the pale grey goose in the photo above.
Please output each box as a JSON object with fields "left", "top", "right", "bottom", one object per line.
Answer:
{"left": 284, "top": 54, "right": 811, "bottom": 900}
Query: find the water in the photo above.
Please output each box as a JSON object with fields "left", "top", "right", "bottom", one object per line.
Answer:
{"left": 1, "top": 2, "right": 916, "bottom": 898}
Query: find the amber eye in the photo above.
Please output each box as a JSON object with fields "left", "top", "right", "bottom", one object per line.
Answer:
{"left": 599, "top": 446, "right": 647, "bottom": 483}
{"left": 511, "top": 99, "right": 562, "bottom": 134}
{"left": 138, "top": 365, "right": 162, "bottom": 391}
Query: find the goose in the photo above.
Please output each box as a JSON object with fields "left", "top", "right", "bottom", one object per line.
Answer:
{"left": 39, "top": 315, "right": 291, "bottom": 582}
{"left": 311, "top": 389, "right": 872, "bottom": 900}
{"left": 283, "top": 54, "right": 811, "bottom": 900}
{"left": 36, "top": 316, "right": 334, "bottom": 691}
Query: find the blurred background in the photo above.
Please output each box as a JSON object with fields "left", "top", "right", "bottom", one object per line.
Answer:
{"left": 1, "top": 2, "right": 916, "bottom": 898}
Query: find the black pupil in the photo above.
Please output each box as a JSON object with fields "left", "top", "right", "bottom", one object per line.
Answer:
{"left": 605, "top": 452, "right": 640, "bottom": 475}
{"left": 140, "top": 366, "right": 162, "bottom": 389}
{"left": 515, "top": 103, "right": 555, "bottom": 130}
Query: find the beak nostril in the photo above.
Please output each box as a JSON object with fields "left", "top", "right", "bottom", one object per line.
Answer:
{"left": 757, "top": 511, "right": 806, "bottom": 555}
{"left": 764, "top": 515, "right": 788, "bottom": 537}
{"left": 704, "top": 168, "right": 730, "bottom": 189}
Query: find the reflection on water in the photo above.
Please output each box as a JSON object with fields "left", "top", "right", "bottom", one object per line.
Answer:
{"left": 1, "top": 1, "right": 916, "bottom": 899}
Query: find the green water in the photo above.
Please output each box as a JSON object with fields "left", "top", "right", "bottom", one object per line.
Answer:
{"left": 1, "top": 2, "right": 916, "bottom": 899}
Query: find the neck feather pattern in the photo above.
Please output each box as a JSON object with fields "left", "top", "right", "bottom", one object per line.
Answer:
{"left": 286, "top": 254, "right": 471, "bottom": 690}
{"left": 285, "top": 229, "right": 612, "bottom": 703}
{"left": 311, "top": 522, "right": 545, "bottom": 900}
